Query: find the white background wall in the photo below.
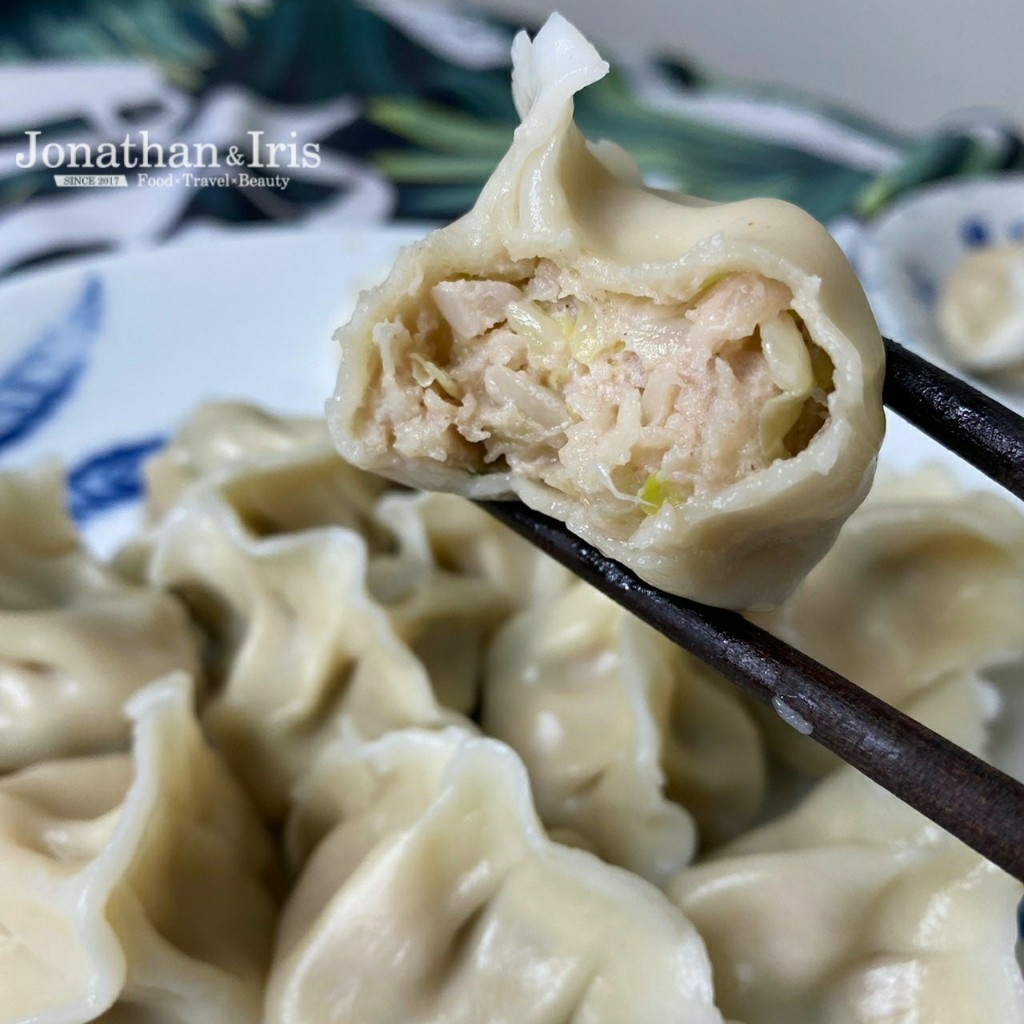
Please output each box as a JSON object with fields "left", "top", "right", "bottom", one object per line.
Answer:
{"left": 469, "top": 0, "right": 1024, "bottom": 134}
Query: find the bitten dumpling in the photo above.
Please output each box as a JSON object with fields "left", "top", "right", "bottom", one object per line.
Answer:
{"left": 267, "top": 727, "right": 726, "bottom": 1024}
{"left": 481, "top": 582, "right": 765, "bottom": 884}
{"left": 328, "top": 14, "right": 885, "bottom": 609}
{"left": 0, "top": 674, "right": 279, "bottom": 1024}
{"left": 0, "top": 463, "right": 200, "bottom": 771}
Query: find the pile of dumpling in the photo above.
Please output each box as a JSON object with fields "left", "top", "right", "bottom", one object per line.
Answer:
{"left": 2, "top": 398, "right": 1023, "bottom": 1024}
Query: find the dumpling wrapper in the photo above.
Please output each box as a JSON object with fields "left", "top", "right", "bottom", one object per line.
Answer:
{"left": 938, "top": 242, "right": 1024, "bottom": 371}
{"left": 132, "top": 404, "right": 573, "bottom": 818}
{"left": 482, "top": 581, "right": 765, "bottom": 885}
{"left": 365, "top": 489, "right": 570, "bottom": 714}
{"left": 0, "top": 673, "right": 278, "bottom": 1024}
{"left": 328, "top": 14, "right": 885, "bottom": 609}
{"left": 670, "top": 753, "right": 1024, "bottom": 1024}
{"left": 0, "top": 463, "right": 201, "bottom": 771}
{"left": 117, "top": 401, "right": 393, "bottom": 572}
{"left": 146, "top": 476, "right": 463, "bottom": 820}
{"left": 130, "top": 402, "right": 568, "bottom": 720}
{"left": 268, "top": 726, "right": 726, "bottom": 1024}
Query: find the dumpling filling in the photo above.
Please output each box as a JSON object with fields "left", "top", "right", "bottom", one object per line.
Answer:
{"left": 365, "top": 259, "right": 834, "bottom": 525}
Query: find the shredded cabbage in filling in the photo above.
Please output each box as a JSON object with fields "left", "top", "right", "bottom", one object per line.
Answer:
{"left": 368, "top": 260, "right": 833, "bottom": 523}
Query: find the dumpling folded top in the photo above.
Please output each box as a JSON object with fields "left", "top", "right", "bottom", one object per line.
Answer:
{"left": 328, "top": 14, "right": 885, "bottom": 609}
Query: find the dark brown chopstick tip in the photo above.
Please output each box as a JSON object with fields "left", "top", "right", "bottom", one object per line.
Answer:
{"left": 883, "top": 337, "right": 1024, "bottom": 501}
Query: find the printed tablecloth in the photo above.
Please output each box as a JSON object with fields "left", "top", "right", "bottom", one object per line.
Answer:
{"left": 2, "top": 0, "right": 1023, "bottom": 279}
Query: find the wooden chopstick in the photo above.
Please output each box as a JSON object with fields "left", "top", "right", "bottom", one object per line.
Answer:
{"left": 480, "top": 498, "right": 1024, "bottom": 881}
{"left": 883, "top": 338, "right": 1024, "bottom": 501}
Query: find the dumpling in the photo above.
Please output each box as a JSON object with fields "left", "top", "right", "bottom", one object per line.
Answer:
{"left": 481, "top": 581, "right": 765, "bottom": 885}
{"left": 938, "top": 242, "right": 1024, "bottom": 371}
{"left": 328, "top": 14, "right": 885, "bottom": 609}
{"left": 135, "top": 405, "right": 581, "bottom": 816}
{"left": 669, "top": 756, "right": 1024, "bottom": 1024}
{"left": 372, "top": 489, "right": 571, "bottom": 607}
{"left": 368, "top": 489, "right": 570, "bottom": 712}
{"left": 136, "top": 400, "right": 392, "bottom": 537}
{"left": 0, "top": 463, "right": 201, "bottom": 771}
{"left": 281, "top": 725, "right": 476, "bottom": 875}
{"left": 748, "top": 466, "right": 1024, "bottom": 774}
{"left": 145, "top": 478, "right": 462, "bottom": 819}
{"left": 130, "top": 402, "right": 566, "bottom": 719}
{"left": 267, "top": 726, "right": 726, "bottom": 1024}
{"left": 115, "top": 401, "right": 394, "bottom": 586}
{"left": 0, "top": 673, "right": 279, "bottom": 1024}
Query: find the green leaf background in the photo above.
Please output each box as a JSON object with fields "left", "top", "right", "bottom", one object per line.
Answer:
{"left": 2, "top": 0, "right": 1022, "bottom": 226}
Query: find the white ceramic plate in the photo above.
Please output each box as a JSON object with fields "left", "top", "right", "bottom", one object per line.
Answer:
{"left": 856, "top": 174, "right": 1024, "bottom": 412}
{"left": 0, "top": 224, "right": 1021, "bottom": 785}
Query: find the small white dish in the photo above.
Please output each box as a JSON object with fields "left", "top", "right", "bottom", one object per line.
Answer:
{"left": 856, "top": 174, "right": 1024, "bottom": 411}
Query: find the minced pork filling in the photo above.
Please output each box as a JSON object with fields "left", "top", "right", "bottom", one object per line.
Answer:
{"left": 367, "top": 259, "right": 833, "bottom": 521}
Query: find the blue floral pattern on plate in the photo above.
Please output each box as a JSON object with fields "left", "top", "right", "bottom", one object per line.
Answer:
{"left": 0, "top": 275, "right": 103, "bottom": 451}
{"left": 0, "top": 272, "right": 161, "bottom": 529}
{"left": 67, "top": 435, "right": 166, "bottom": 524}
